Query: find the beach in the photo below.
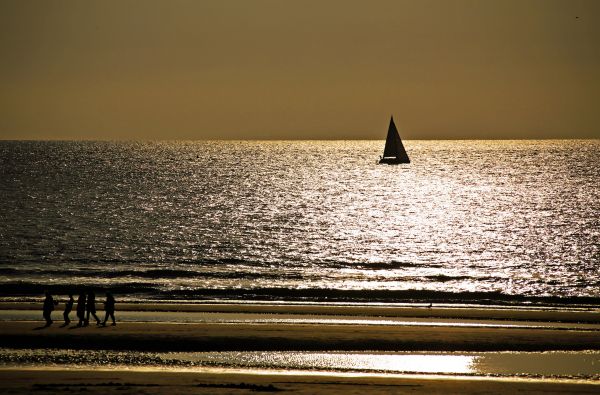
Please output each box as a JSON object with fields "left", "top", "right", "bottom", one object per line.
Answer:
{"left": 1, "top": 304, "right": 600, "bottom": 352}
{"left": 1, "top": 302, "right": 599, "bottom": 393}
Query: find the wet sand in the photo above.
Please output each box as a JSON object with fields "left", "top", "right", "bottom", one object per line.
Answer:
{"left": 1, "top": 315, "right": 599, "bottom": 352}
{"left": 1, "top": 368, "right": 599, "bottom": 395}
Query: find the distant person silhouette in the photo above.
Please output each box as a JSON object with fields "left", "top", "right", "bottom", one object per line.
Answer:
{"left": 76, "top": 293, "right": 86, "bottom": 327}
{"left": 61, "top": 294, "right": 74, "bottom": 327}
{"left": 85, "top": 291, "right": 101, "bottom": 326}
{"left": 42, "top": 291, "right": 58, "bottom": 327}
{"left": 101, "top": 292, "right": 116, "bottom": 326}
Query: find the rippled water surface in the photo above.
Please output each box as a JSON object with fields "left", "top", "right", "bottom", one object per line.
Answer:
{"left": 1, "top": 349, "right": 599, "bottom": 379}
{"left": 0, "top": 140, "right": 598, "bottom": 302}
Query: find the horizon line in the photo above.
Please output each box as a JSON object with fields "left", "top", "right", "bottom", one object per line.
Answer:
{"left": 1, "top": 137, "right": 598, "bottom": 142}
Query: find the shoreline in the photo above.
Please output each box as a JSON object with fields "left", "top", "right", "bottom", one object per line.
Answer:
{"left": 2, "top": 285, "right": 600, "bottom": 307}
{"left": 2, "top": 301, "right": 599, "bottom": 323}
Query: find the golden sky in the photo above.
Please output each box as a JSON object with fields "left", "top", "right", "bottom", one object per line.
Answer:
{"left": 1, "top": 0, "right": 598, "bottom": 140}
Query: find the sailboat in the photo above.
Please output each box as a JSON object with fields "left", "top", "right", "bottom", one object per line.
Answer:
{"left": 379, "top": 116, "right": 410, "bottom": 164}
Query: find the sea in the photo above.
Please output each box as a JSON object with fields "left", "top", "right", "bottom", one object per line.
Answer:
{"left": 0, "top": 140, "right": 598, "bottom": 305}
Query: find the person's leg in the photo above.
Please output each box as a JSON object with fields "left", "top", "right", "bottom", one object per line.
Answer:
{"left": 43, "top": 311, "right": 51, "bottom": 326}
{"left": 63, "top": 311, "right": 70, "bottom": 324}
{"left": 110, "top": 311, "right": 116, "bottom": 325}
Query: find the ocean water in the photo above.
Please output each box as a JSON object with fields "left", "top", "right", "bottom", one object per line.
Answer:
{"left": 0, "top": 140, "right": 598, "bottom": 304}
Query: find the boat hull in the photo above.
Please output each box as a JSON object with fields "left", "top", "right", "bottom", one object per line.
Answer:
{"left": 379, "top": 157, "right": 410, "bottom": 164}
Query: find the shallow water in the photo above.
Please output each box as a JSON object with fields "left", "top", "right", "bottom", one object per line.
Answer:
{"left": 1, "top": 140, "right": 598, "bottom": 303}
{"left": 172, "top": 350, "right": 600, "bottom": 378}
{"left": 1, "top": 348, "right": 599, "bottom": 379}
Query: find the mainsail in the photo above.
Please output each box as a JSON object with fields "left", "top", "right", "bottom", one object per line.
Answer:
{"left": 380, "top": 116, "right": 410, "bottom": 164}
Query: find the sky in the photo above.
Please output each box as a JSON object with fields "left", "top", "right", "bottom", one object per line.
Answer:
{"left": 1, "top": 0, "right": 599, "bottom": 140}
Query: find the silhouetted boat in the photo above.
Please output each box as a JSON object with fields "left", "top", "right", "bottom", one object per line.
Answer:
{"left": 379, "top": 116, "right": 410, "bottom": 164}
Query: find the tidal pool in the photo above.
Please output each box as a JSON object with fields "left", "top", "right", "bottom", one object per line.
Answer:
{"left": 1, "top": 349, "right": 599, "bottom": 379}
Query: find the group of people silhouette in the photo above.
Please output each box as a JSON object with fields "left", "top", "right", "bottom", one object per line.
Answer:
{"left": 42, "top": 291, "right": 116, "bottom": 328}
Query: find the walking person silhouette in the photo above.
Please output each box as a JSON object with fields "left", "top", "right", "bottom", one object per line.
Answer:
{"left": 76, "top": 293, "right": 86, "bottom": 327}
{"left": 101, "top": 292, "right": 116, "bottom": 326}
{"left": 42, "top": 291, "right": 58, "bottom": 327}
{"left": 85, "top": 291, "right": 101, "bottom": 326}
{"left": 61, "top": 294, "right": 74, "bottom": 327}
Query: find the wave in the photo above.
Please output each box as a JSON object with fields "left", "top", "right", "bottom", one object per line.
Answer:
{"left": 0, "top": 270, "right": 497, "bottom": 286}
{"left": 156, "top": 288, "right": 600, "bottom": 306}
{"left": 0, "top": 266, "right": 499, "bottom": 283}
{"left": 0, "top": 257, "right": 267, "bottom": 267}
{"left": 356, "top": 261, "right": 430, "bottom": 269}
{"left": 0, "top": 267, "right": 304, "bottom": 281}
{"left": 0, "top": 258, "right": 445, "bottom": 270}
{"left": 0, "top": 261, "right": 587, "bottom": 292}
{"left": 0, "top": 281, "right": 160, "bottom": 296}
{"left": 1, "top": 281, "right": 598, "bottom": 306}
